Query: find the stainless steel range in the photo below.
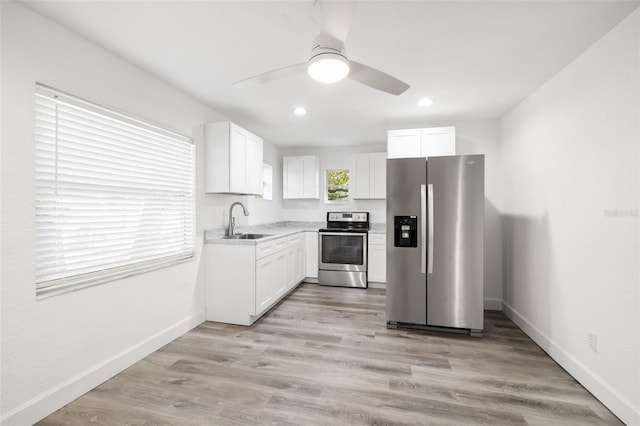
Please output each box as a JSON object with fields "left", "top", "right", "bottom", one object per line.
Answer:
{"left": 318, "top": 212, "right": 369, "bottom": 288}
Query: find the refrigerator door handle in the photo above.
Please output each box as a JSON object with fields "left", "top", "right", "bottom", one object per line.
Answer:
{"left": 427, "top": 183, "right": 434, "bottom": 274}
{"left": 420, "top": 184, "right": 427, "bottom": 273}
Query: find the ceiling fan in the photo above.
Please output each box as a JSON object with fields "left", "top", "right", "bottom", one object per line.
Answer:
{"left": 233, "top": 1, "right": 410, "bottom": 95}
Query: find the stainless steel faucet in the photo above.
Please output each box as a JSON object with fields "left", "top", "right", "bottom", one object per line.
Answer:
{"left": 226, "top": 201, "right": 249, "bottom": 236}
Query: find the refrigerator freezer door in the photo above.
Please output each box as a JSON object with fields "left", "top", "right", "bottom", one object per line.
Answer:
{"left": 386, "top": 158, "right": 427, "bottom": 325}
{"left": 426, "top": 155, "right": 484, "bottom": 330}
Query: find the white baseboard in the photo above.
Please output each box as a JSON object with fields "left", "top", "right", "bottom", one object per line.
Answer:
{"left": 502, "top": 302, "right": 639, "bottom": 426}
{"left": 1, "top": 310, "right": 206, "bottom": 426}
{"left": 483, "top": 297, "right": 502, "bottom": 311}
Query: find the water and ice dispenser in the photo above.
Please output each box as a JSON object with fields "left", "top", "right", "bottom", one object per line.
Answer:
{"left": 394, "top": 216, "right": 418, "bottom": 247}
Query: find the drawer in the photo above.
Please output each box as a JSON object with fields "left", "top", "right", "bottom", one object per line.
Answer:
{"left": 287, "top": 233, "right": 304, "bottom": 247}
{"left": 274, "top": 237, "right": 288, "bottom": 251}
{"left": 256, "top": 236, "right": 288, "bottom": 259}
{"left": 368, "top": 233, "right": 386, "bottom": 245}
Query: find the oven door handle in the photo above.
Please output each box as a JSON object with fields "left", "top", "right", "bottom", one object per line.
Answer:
{"left": 318, "top": 232, "right": 367, "bottom": 237}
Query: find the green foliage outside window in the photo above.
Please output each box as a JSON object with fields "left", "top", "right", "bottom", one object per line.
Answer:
{"left": 326, "top": 169, "right": 349, "bottom": 202}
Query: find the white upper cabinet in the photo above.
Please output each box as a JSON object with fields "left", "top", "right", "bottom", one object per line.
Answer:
{"left": 283, "top": 155, "right": 320, "bottom": 199}
{"left": 245, "top": 132, "right": 263, "bottom": 195}
{"left": 350, "top": 152, "right": 387, "bottom": 199}
{"left": 283, "top": 156, "right": 300, "bottom": 197}
{"left": 205, "top": 121, "right": 263, "bottom": 195}
{"left": 228, "top": 124, "right": 247, "bottom": 193}
{"left": 387, "top": 129, "right": 421, "bottom": 158}
{"left": 388, "top": 126, "right": 455, "bottom": 159}
{"left": 350, "top": 153, "right": 370, "bottom": 199}
{"left": 420, "top": 127, "right": 456, "bottom": 157}
{"left": 369, "top": 153, "right": 387, "bottom": 199}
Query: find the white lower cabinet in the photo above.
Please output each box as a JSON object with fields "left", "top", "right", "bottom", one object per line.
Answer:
{"left": 293, "top": 244, "right": 304, "bottom": 284}
{"left": 256, "top": 255, "right": 275, "bottom": 314}
{"left": 287, "top": 234, "right": 305, "bottom": 290}
{"left": 206, "top": 232, "right": 306, "bottom": 326}
{"left": 256, "top": 250, "right": 287, "bottom": 315}
{"left": 367, "top": 233, "right": 386, "bottom": 283}
{"left": 304, "top": 231, "right": 318, "bottom": 280}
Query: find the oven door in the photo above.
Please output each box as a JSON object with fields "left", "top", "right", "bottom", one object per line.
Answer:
{"left": 318, "top": 232, "right": 367, "bottom": 272}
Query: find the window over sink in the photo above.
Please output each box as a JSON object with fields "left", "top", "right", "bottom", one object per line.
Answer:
{"left": 325, "top": 169, "right": 349, "bottom": 203}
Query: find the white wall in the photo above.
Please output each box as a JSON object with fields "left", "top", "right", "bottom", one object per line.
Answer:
{"left": 281, "top": 143, "right": 387, "bottom": 223}
{"left": 500, "top": 10, "right": 639, "bottom": 425}
{"left": 0, "top": 3, "right": 239, "bottom": 424}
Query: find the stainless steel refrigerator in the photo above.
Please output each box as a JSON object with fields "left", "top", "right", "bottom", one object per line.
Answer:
{"left": 386, "top": 155, "right": 484, "bottom": 335}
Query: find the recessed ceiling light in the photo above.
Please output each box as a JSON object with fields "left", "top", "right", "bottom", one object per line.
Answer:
{"left": 294, "top": 106, "right": 307, "bottom": 116}
{"left": 418, "top": 98, "right": 434, "bottom": 107}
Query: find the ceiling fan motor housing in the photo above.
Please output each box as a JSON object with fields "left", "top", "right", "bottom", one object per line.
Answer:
{"left": 309, "top": 33, "right": 347, "bottom": 60}
{"left": 307, "top": 33, "right": 351, "bottom": 83}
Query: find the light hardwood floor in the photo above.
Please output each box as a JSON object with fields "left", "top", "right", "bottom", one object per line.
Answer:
{"left": 38, "top": 284, "right": 622, "bottom": 425}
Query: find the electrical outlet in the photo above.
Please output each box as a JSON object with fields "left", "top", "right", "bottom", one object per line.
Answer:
{"left": 588, "top": 331, "right": 598, "bottom": 353}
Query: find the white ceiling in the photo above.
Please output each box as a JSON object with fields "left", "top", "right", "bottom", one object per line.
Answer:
{"left": 21, "top": 0, "right": 640, "bottom": 147}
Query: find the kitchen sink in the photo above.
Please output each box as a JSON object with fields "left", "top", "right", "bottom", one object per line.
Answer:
{"left": 222, "top": 233, "right": 272, "bottom": 240}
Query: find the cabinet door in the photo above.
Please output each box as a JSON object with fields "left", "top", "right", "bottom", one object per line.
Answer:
{"left": 273, "top": 250, "right": 288, "bottom": 299}
{"left": 285, "top": 248, "right": 295, "bottom": 291}
{"left": 246, "top": 133, "right": 263, "bottom": 195}
{"left": 369, "top": 152, "right": 387, "bottom": 199}
{"left": 420, "top": 127, "right": 455, "bottom": 158}
{"left": 283, "top": 156, "right": 300, "bottom": 199}
{"left": 293, "top": 242, "right": 305, "bottom": 285}
{"left": 367, "top": 242, "right": 386, "bottom": 283}
{"left": 204, "top": 122, "right": 230, "bottom": 194}
{"left": 256, "top": 255, "right": 276, "bottom": 314}
{"left": 229, "top": 124, "right": 247, "bottom": 193}
{"left": 305, "top": 232, "right": 318, "bottom": 279}
{"left": 300, "top": 155, "right": 319, "bottom": 199}
{"left": 350, "top": 153, "right": 370, "bottom": 199}
{"left": 387, "top": 129, "right": 421, "bottom": 159}
{"left": 283, "top": 155, "right": 319, "bottom": 199}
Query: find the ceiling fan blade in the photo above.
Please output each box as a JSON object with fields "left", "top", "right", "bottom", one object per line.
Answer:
{"left": 320, "top": 0, "right": 356, "bottom": 42}
{"left": 233, "top": 62, "right": 307, "bottom": 88}
{"left": 348, "top": 61, "right": 410, "bottom": 95}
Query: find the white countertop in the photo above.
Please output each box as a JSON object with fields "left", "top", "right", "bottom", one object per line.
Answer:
{"left": 205, "top": 221, "right": 386, "bottom": 245}
{"left": 204, "top": 221, "right": 323, "bottom": 245}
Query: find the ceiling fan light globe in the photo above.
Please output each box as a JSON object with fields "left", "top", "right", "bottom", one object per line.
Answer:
{"left": 307, "top": 53, "right": 350, "bottom": 83}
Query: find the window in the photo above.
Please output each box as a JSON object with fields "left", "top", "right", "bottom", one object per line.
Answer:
{"left": 34, "top": 84, "right": 195, "bottom": 298}
{"left": 325, "top": 169, "right": 349, "bottom": 203}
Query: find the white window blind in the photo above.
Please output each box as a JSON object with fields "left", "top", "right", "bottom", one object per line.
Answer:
{"left": 34, "top": 84, "right": 195, "bottom": 298}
